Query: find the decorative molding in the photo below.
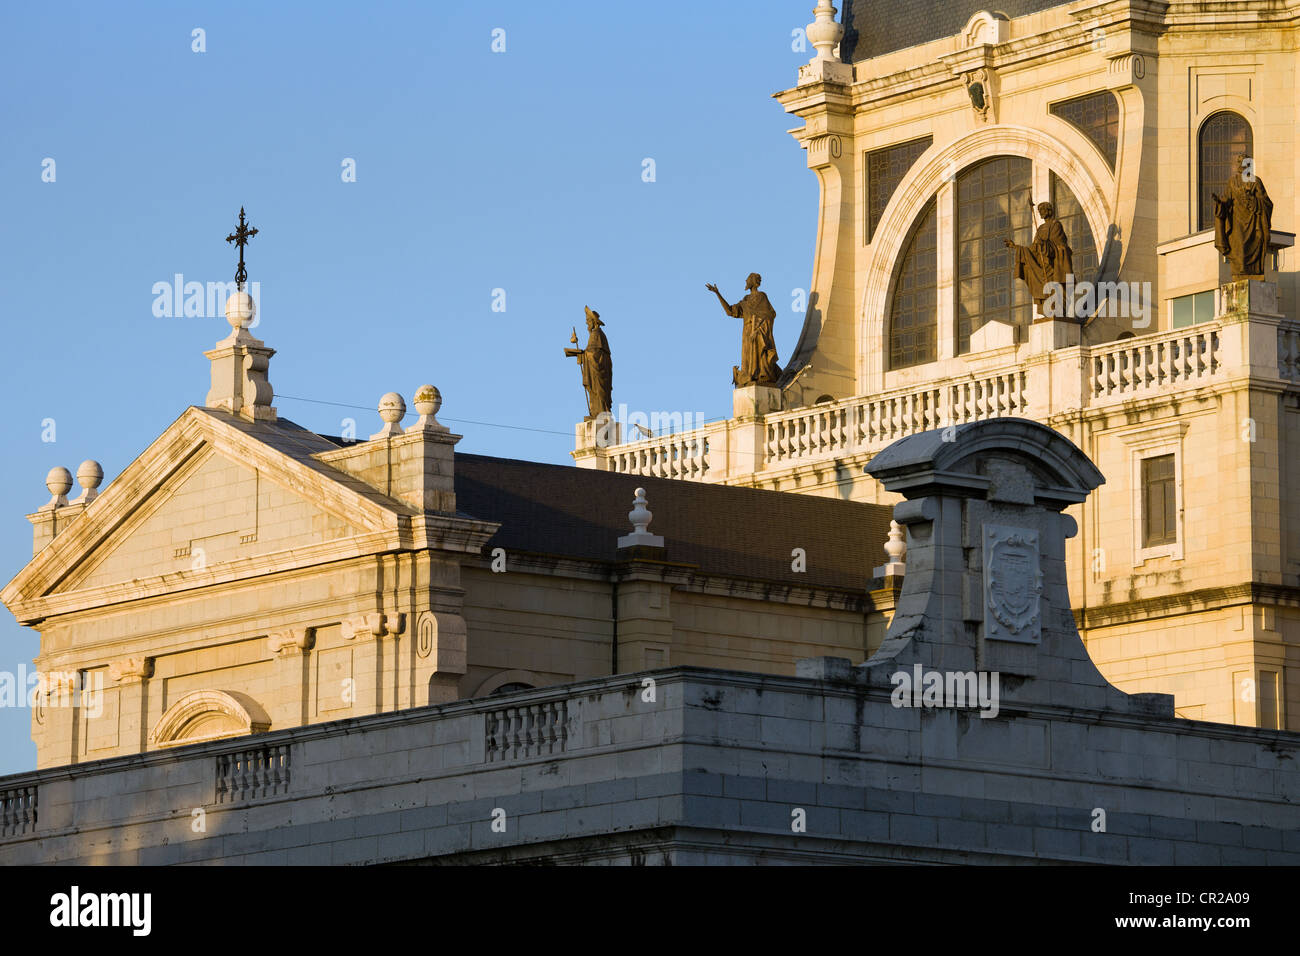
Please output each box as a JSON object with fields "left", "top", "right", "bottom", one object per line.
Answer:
{"left": 268, "top": 628, "right": 315, "bottom": 657}
{"left": 342, "top": 612, "right": 405, "bottom": 642}
{"left": 107, "top": 656, "right": 154, "bottom": 684}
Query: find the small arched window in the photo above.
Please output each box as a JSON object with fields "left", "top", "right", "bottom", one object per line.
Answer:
{"left": 1198, "top": 111, "right": 1253, "bottom": 231}
{"left": 491, "top": 682, "right": 534, "bottom": 696}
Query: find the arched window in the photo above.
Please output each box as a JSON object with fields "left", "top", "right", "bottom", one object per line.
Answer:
{"left": 1198, "top": 111, "right": 1253, "bottom": 231}
{"left": 955, "top": 156, "right": 1033, "bottom": 354}
{"left": 883, "top": 155, "right": 1102, "bottom": 370}
{"left": 888, "top": 198, "right": 938, "bottom": 370}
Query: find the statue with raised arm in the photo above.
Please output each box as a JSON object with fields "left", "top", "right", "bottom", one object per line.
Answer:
{"left": 1213, "top": 151, "right": 1273, "bottom": 279}
{"left": 706, "top": 272, "right": 781, "bottom": 387}
{"left": 564, "top": 306, "right": 612, "bottom": 420}
{"left": 1004, "top": 200, "right": 1075, "bottom": 318}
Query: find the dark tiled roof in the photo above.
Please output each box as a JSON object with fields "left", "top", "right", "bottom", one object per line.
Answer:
{"left": 840, "top": 0, "right": 1068, "bottom": 62}
{"left": 453, "top": 453, "right": 894, "bottom": 593}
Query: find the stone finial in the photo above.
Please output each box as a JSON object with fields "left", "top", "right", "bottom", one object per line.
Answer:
{"left": 225, "top": 290, "right": 256, "bottom": 331}
{"left": 370, "top": 392, "right": 407, "bottom": 439}
{"left": 873, "top": 519, "right": 907, "bottom": 578}
{"left": 73, "top": 460, "right": 104, "bottom": 505}
{"left": 617, "top": 487, "right": 665, "bottom": 549}
{"left": 806, "top": 0, "right": 844, "bottom": 61}
{"left": 798, "top": 0, "right": 852, "bottom": 85}
{"left": 406, "top": 384, "right": 448, "bottom": 433}
{"left": 43, "top": 467, "right": 72, "bottom": 510}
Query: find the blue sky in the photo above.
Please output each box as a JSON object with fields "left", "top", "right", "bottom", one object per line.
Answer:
{"left": 0, "top": 1, "right": 821, "bottom": 772}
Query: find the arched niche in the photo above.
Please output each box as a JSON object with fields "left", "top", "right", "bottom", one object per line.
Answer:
{"left": 149, "top": 689, "right": 271, "bottom": 748}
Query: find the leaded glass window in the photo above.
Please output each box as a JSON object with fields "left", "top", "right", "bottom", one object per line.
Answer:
{"left": 1051, "top": 173, "right": 1099, "bottom": 284}
{"left": 1198, "top": 111, "right": 1253, "bottom": 231}
{"left": 1050, "top": 91, "right": 1120, "bottom": 169}
{"left": 867, "top": 136, "right": 932, "bottom": 242}
{"left": 955, "top": 156, "right": 1033, "bottom": 354}
{"left": 888, "top": 198, "right": 938, "bottom": 370}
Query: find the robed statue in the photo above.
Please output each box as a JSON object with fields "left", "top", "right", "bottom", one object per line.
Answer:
{"left": 706, "top": 272, "right": 781, "bottom": 387}
{"left": 1004, "top": 201, "right": 1075, "bottom": 318}
{"left": 564, "top": 306, "right": 613, "bottom": 420}
{"left": 1213, "top": 153, "right": 1273, "bottom": 279}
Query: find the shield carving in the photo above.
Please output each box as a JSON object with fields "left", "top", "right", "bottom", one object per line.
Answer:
{"left": 984, "top": 525, "right": 1043, "bottom": 643}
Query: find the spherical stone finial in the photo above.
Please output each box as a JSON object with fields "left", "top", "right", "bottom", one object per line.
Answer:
{"left": 406, "top": 384, "right": 449, "bottom": 435}
{"left": 370, "top": 391, "right": 407, "bottom": 440}
{"left": 75, "top": 459, "right": 104, "bottom": 504}
{"left": 44, "top": 466, "right": 73, "bottom": 509}
{"left": 378, "top": 392, "right": 406, "bottom": 424}
{"left": 413, "top": 384, "right": 442, "bottom": 418}
{"left": 225, "top": 290, "right": 256, "bottom": 330}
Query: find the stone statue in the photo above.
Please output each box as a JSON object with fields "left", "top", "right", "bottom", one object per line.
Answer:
{"left": 706, "top": 273, "right": 781, "bottom": 387}
{"left": 1004, "top": 201, "right": 1075, "bottom": 319}
{"left": 1213, "top": 152, "right": 1273, "bottom": 279}
{"left": 564, "top": 306, "right": 612, "bottom": 420}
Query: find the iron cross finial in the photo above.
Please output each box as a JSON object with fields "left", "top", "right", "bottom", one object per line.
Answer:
{"left": 225, "top": 206, "right": 259, "bottom": 290}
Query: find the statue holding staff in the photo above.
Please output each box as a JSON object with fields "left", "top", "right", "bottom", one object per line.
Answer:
{"left": 564, "top": 306, "right": 613, "bottom": 420}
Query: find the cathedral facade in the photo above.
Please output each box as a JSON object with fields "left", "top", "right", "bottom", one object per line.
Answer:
{"left": 578, "top": 0, "right": 1300, "bottom": 731}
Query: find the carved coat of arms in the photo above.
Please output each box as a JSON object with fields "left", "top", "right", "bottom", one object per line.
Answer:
{"left": 983, "top": 525, "right": 1043, "bottom": 643}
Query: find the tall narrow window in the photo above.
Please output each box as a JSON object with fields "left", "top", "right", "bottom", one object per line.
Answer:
{"left": 1050, "top": 91, "right": 1120, "bottom": 169}
{"left": 867, "top": 136, "right": 933, "bottom": 242}
{"left": 1051, "top": 173, "right": 1099, "bottom": 284}
{"left": 955, "top": 156, "right": 1033, "bottom": 354}
{"left": 1141, "top": 454, "right": 1177, "bottom": 548}
{"left": 1198, "top": 111, "right": 1253, "bottom": 231}
{"left": 888, "top": 198, "right": 938, "bottom": 370}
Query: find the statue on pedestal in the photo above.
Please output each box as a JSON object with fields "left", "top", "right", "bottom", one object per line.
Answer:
{"left": 564, "top": 306, "right": 612, "bottom": 421}
{"left": 1004, "top": 201, "right": 1075, "bottom": 319}
{"left": 706, "top": 273, "right": 781, "bottom": 387}
{"left": 1213, "top": 152, "right": 1273, "bottom": 279}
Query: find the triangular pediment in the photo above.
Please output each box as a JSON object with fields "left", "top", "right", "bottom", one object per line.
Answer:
{"left": 3, "top": 407, "right": 413, "bottom": 620}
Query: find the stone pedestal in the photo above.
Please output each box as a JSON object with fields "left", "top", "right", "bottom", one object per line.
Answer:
{"left": 1217, "top": 279, "right": 1283, "bottom": 378}
{"left": 205, "top": 328, "right": 277, "bottom": 422}
{"left": 1028, "top": 318, "right": 1081, "bottom": 354}
{"left": 969, "top": 320, "right": 1016, "bottom": 353}
{"left": 732, "top": 384, "right": 783, "bottom": 419}
{"left": 571, "top": 413, "right": 623, "bottom": 470}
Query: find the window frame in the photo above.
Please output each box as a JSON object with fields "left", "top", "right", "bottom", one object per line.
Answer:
{"left": 1123, "top": 423, "right": 1188, "bottom": 565}
{"left": 1197, "top": 110, "right": 1253, "bottom": 232}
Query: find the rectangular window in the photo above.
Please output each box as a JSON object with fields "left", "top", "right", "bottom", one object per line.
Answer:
{"left": 1141, "top": 454, "right": 1177, "bottom": 547}
{"left": 1170, "top": 290, "right": 1215, "bottom": 329}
